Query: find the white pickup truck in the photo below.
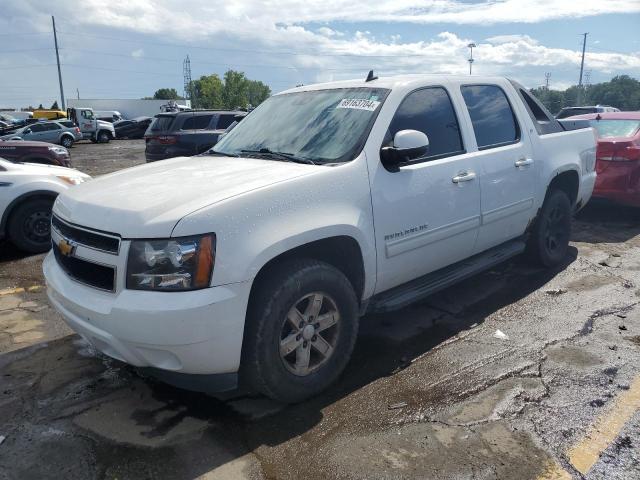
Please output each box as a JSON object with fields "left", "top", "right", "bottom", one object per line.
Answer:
{"left": 44, "top": 74, "right": 596, "bottom": 402}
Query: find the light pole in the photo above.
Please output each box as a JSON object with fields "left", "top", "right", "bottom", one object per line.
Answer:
{"left": 467, "top": 43, "right": 476, "bottom": 75}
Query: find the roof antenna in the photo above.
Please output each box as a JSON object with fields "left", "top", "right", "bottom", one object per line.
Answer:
{"left": 365, "top": 70, "right": 378, "bottom": 82}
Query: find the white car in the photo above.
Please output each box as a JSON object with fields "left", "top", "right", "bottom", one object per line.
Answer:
{"left": 0, "top": 158, "right": 90, "bottom": 252}
{"left": 43, "top": 74, "right": 596, "bottom": 402}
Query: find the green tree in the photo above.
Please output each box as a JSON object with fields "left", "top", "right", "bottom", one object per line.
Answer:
{"left": 189, "top": 70, "right": 271, "bottom": 109}
{"left": 191, "top": 74, "right": 224, "bottom": 109}
{"left": 530, "top": 75, "right": 640, "bottom": 113}
{"left": 222, "top": 70, "right": 249, "bottom": 109}
{"left": 50, "top": 100, "right": 60, "bottom": 110}
{"left": 153, "top": 88, "right": 182, "bottom": 100}
{"left": 246, "top": 79, "right": 271, "bottom": 107}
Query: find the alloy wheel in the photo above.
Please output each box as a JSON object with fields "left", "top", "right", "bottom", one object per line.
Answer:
{"left": 279, "top": 292, "right": 340, "bottom": 376}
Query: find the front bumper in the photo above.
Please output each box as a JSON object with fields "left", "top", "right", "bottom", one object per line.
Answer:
{"left": 43, "top": 252, "right": 251, "bottom": 378}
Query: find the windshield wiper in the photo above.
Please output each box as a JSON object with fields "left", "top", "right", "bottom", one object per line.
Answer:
{"left": 240, "top": 148, "right": 316, "bottom": 165}
{"left": 200, "top": 149, "right": 239, "bottom": 157}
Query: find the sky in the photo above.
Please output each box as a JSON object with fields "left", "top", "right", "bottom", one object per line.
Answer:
{"left": 1, "top": 0, "right": 639, "bottom": 109}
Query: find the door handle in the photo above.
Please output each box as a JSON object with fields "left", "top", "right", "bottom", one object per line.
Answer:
{"left": 452, "top": 171, "right": 476, "bottom": 183}
{"left": 515, "top": 158, "right": 533, "bottom": 167}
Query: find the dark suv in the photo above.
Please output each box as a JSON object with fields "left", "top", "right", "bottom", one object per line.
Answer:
{"left": 144, "top": 110, "right": 246, "bottom": 162}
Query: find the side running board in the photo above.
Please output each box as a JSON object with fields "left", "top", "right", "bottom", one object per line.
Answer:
{"left": 366, "top": 238, "right": 526, "bottom": 314}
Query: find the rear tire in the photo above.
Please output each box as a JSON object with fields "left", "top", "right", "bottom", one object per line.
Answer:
{"left": 61, "top": 135, "right": 74, "bottom": 148}
{"left": 8, "top": 198, "right": 55, "bottom": 253}
{"left": 526, "top": 189, "right": 572, "bottom": 267}
{"left": 242, "top": 259, "right": 359, "bottom": 403}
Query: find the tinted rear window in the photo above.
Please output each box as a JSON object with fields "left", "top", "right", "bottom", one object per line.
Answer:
{"left": 149, "top": 116, "right": 175, "bottom": 132}
{"left": 590, "top": 120, "right": 640, "bottom": 138}
{"left": 181, "top": 115, "right": 213, "bottom": 130}
{"left": 461, "top": 85, "right": 520, "bottom": 149}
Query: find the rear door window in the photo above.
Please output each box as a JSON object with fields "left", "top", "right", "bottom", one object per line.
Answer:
{"left": 461, "top": 85, "right": 520, "bottom": 149}
{"left": 181, "top": 115, "right": 214, "bottom": 130}
{"left": 386, "top": 87, "right": 465, "bottom": 161}
{"left": 216, "top": 114, "right": 236, "bottom": 130}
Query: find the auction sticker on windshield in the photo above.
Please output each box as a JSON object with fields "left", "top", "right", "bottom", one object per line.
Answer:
{"left": 337, "top": 99, "right": 381, "bottom": 111}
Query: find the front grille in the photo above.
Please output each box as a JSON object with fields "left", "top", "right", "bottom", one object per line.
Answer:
{"left": 52, "top": 215, "right": 120, "bottom": 254}
{"left": 53, "top": 242, "right": 116, "bottom": 292}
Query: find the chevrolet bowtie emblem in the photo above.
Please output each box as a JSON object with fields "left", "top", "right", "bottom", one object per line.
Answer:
{"left": 58, "top": 239, "right": 75, "bottom": 257}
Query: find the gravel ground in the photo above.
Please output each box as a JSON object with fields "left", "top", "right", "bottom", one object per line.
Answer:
{"left": 0, "top": 140, "right": 639, "bottom": 479}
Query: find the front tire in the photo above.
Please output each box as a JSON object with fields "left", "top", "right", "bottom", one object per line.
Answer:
{"left": 97, "top": 131, "right": 110, "bottom": 143}
{"left": 242, "top": 259, "right": 359, "bottom": 403}
{"left": 8, "top": 198, "right": 55, "bottom": 253}
{"left": 527, "top": 189, "right": 572, "bottom": 267}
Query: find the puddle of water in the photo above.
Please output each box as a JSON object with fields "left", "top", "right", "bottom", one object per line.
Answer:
{"left": 545, "top": 345, "right": 603, "bottom": 368}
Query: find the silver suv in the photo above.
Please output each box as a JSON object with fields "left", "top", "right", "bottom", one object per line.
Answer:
{"left": 0, "top": 121, "right": 82, "bottom": 148}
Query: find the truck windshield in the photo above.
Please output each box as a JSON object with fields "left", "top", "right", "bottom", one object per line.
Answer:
{"left": 212, "top": 87, "right": 390, "bottom": 164}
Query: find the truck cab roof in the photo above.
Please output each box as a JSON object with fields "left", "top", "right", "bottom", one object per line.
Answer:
{"left": 279, "top": 74, "right": 512, "bottom": 95}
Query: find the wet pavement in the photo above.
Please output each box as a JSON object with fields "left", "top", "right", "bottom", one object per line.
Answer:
{"left": 1, "top": 143, "right": 639, "bottom": 479}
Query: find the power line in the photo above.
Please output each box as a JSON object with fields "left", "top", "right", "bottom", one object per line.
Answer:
{"left": 0, "top": 64, "right": 58, "bottom": 70}
{"left": 0, "top": 47, "right": 54, "bottom": 54}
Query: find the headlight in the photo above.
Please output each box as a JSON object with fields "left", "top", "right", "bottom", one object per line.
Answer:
{"left": 56, "top": 175, "right": 87, "bottom": 185}
{"left": 48, "top": 146, "right": 68, "bottom": 155}
{"left": 126, "top": 234, "right": 215, "bottom": 291}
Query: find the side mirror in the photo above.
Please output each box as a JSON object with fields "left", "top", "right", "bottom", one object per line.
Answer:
{"left": 380, "top": 130, "right": 429, "bottom": 172}
{"left": 23, "top": 129, "right": 31, "bottom": 134}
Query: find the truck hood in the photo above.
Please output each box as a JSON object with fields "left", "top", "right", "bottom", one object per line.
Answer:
{"left": 54, "top": 155, "right": 317, "bottom": 237}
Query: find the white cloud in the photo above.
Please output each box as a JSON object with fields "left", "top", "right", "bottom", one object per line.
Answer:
{"left": 317, "top": 27, "right": 343, "bottom": 37}
{"left": 0, "top": 0, "right": 638, "bottom": 97}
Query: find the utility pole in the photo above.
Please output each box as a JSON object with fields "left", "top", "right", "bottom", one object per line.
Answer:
{"left": 467, "top": 43, "right": 476, "bottom": 75}
{"left": 544, "top": 72, "right": 551, "bottom": 90}
{"left": 51, "top": 16, "right": 65, "bottom": 110}
{"left": 577, "top": 32, "right": 588, "bottom": 106}
{"left": 76, "top": 88, "right": 80, "bottom": 100}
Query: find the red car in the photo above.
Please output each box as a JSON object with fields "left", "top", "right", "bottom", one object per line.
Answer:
{"left": 569, "top": 112, "right": 640, "bottom": 207}
{"left": 0, "top": 140, "right": 71, "bottom": 168}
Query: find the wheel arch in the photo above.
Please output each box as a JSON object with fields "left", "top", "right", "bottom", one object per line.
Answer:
{"left": 547, "top": 168, "right": 580, "bottom": 207}
{"left": 60, "top": 133, "right": 74, "bottom": 143}
{"left": 247, "top": 235, "right": 366, "bottom": 310}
